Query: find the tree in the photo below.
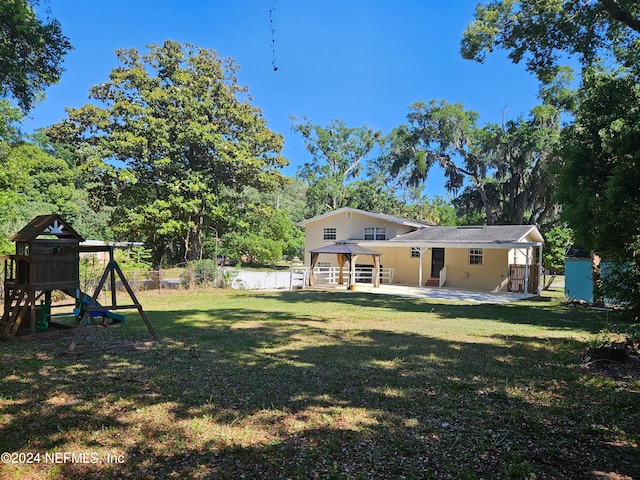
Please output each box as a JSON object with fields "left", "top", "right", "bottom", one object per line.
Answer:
{"left": 0, "top": 99, "right": 22, "bottom": 145}
{"left": 462, "top": 1, "right": 640, "bottom": 316}
{"left": 0, "top": 142, "right": 79, "bottom": 253}
{"left": 294, "top": 117, "right": 382, "bottom": 216}
{"left": 0, "top": 100, "right": 92, "bottom": 251}
{"left": 541, "top": 225, "right": 572, "bottom": 274}
{"left": 0, "top": 0, "right": 72, "bottom": 112}
{"left": 221, "top": 200, "right": 304, "bottom": 265}
{"left": 461, "top": 0, "right": 640, "bottom": 82}
{"left": 29, "top": 131, "right": 115, "bottom": 241}
{"left": 6, "top": 143, "right": 77, "bottom": 217}
{"left": 452, "top": 183, "right": 500, "bottom": 226}
{"left": 341, "top": 180, "right": 406, "bottom": 215}
{"left": 487, "top": 104, "right": 561, "bottom": 226}
{"left": 0, "top": 100, "right": 25, "bottom": 233}
{"left": 0, "top": 101, "right": 27, "bottom": 252}
{"left": 47, "top": 41, "right": 287, "bottom": 266}
{"left": 557, "top": 68, "right": 640, "bottom": 259}
{"left": 215, "top": 183, "right": 305, "bottom": 264}
{"left": 405, "top": 194, "right": 458, "bottom": 226}
{"left": 383, "top": 100, "right": 480, "bottom": 194}
{"left": 385, "top": 99, "right": 559, "bottom": 225}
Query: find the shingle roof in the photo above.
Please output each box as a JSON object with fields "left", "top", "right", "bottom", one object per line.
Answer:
{"left": 392, "top": 225, "right": 542, "bottom": 244}
{"left": 297, "top": 207, "right": 433, "bottom": 229}
{"left": 309, "top": 241, "right": 381, "bottom": 256}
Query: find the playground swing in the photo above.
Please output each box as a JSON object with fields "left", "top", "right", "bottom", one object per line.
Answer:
{"left": 71, "top": 253, "right": 118, "bottom": 326}
{"left": 36, "top": 254, "right": 105, "bottom": 332}
{"left": 0, "top": 215, "right": 160, "bottom": 351}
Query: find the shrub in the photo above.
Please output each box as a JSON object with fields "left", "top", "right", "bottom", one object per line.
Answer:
{"left": 180, "top": 260, "right": 238, "bottom": 289}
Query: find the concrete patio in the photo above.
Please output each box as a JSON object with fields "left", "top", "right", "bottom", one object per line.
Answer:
{"left": 312, "top": 282, "right": 527, "bottom": 304}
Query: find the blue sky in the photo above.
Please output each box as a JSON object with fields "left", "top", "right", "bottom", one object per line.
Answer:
{"left": 25, "top": 0, "right": 542, "bottom": 198}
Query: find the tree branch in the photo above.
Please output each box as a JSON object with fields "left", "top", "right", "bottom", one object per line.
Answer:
{"left": 598, "top": 0, "right": 640, "bottom": 34}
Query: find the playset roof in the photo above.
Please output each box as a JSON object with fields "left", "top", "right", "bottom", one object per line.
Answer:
{"left": 10, "top": 214, "right": 85, "bottom": 243}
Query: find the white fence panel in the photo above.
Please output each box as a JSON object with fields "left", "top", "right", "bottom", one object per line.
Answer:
{"left": 232, "top": 270, "right": 292, "bottom": 290}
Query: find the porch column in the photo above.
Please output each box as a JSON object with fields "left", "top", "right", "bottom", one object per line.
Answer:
{"left": 538, "top": 244, "right": 543, "bottom": 295}
{"left": 523, "top": 247, "right": 530, "bottom": 298}
{"left": 418, "top": 246, "right": 423, "bottom": 287}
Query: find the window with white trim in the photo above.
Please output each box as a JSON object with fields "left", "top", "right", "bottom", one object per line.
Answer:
{"left": 469, "top": 248, "right": 484, "bottom": 265}
{"left": 364, "top": 227, "right": 387, "bottom": 240}
{"left": 323, "top": 228, "right": 337, "bottom": 240}
{"left": 411, "top": 247, "right": 421, "bottom": 258}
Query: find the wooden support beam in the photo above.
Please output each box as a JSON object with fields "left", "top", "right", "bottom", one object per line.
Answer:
{"left": 67, "top": 259, "right": 159, "bottom": 352}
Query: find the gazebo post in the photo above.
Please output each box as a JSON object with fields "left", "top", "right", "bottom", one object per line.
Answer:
{"left": 372, "top": 254, "right": 380, "bottom": 287}
{"left": 350, "top": 254, "right": 358, "bottom": 288}
{"left": 337, "top": 254, "right": 345, "bottom": 285}
{"left": 309, "top": 252, "right": 319, "bottom": 287}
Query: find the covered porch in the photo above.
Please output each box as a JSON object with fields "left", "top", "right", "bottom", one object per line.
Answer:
{"left": 402, "top": 242, "right": 542, "bottom": 296}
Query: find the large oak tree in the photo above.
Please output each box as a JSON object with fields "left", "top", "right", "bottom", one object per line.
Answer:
{"left": 384, "top": 99, "right": 560, "bottom": 226}
{"left": 47, "top": 41, "right": 287, "bottom": 265}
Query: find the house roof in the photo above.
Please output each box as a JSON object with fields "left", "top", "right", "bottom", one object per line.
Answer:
{"left": 297, "top": 207, "right": 434, "bottom": 229}
{"left": 309, "top": 240, "right": 381, "bottom": 256}
{"left": 10, "top": 214, "right": 85, "bottom": 243}
{"left": 386, "top": 225, "right": 543, "bottom": 247}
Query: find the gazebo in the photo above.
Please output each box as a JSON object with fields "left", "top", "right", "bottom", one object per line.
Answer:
{"left": 308, "top": 241, "right": 382, "bottom": 288}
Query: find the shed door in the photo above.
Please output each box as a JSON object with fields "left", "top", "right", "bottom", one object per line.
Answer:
{"left": 431, "top": 248, "right": 445, "bottom": 278}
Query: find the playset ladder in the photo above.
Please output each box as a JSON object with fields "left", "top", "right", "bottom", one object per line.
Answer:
{"left": 1, "top": 287, "right": 29, "bottom": 336}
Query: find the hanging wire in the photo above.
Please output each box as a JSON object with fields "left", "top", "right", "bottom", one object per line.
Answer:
{"left": 269, "top": 0, "right": 278, "bottom": 71}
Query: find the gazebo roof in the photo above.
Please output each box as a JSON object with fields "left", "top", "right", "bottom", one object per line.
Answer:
{"left": 309, "top": 241, "right": 381, "bottom": 256}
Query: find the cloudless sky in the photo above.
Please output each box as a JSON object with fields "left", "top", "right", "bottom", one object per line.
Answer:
{"left": 25, "top": 0, "right": 542, "bottom": 198}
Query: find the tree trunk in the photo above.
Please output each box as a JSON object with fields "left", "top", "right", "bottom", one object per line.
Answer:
{"left": 592, "top": 255, "right": 605, "bottom": 307}
{"left": 477, "top": 184, "right": 494, "bottom": 225}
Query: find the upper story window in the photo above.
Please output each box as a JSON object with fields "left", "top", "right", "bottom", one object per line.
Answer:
{"left": 469, "top": 248, "right": 484, "bottom": 265}
{"left": 323, "top": 228, "right": 337, "bottom": 240}
{"left": 364, "top": 227, "right": 387, "bottom": 240}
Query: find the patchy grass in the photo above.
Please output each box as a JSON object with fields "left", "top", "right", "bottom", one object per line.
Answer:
{"left": 1, "top": 289, "right": 639, "bottom": 479}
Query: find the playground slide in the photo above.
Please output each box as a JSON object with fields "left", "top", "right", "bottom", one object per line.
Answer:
{"left": 62, "top": 289, "right": 126, "bottom": 323}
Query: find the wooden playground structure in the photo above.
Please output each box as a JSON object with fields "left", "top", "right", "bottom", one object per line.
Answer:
{"left": 0, "top": 215, "right": 160, "bottom": 351}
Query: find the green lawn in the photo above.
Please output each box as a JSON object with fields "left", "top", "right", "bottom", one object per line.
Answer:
{"left": 1, "top": 289, "right": 638, "bottom": 479}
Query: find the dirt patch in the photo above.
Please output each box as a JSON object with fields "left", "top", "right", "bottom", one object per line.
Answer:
{"left": 582, "top": 337, "right": 640, "bottom": 382}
